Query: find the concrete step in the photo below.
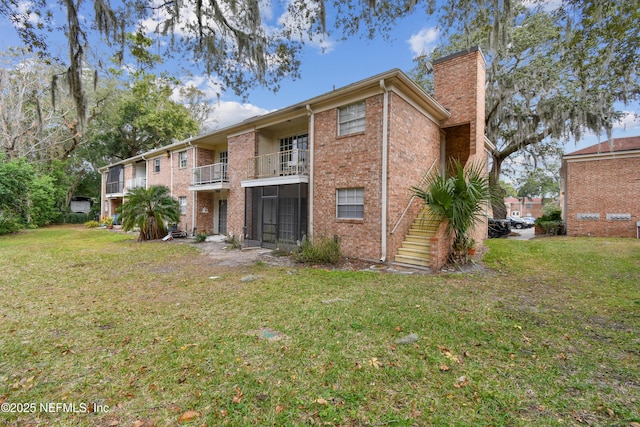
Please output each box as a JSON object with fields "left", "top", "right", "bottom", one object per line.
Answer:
{"left": 411, "top": 220, "right": 440, "bottom": 230}
{"left": 400, "top": 241, "right": 430, "bottom": 251}
{"left": 394, "top": 254, "right": 430, "bottom": 268}
{"left": 406, "top": 229, "right": 437, "bottom": 237}
{"left": 410, "top": 220, "right": 438, "bottom": 228}
{"left": 396, "top": 247, "right": 430, "bottom": 259}
{"left": 404, "top": 234, "right": 432, "bottom": 243}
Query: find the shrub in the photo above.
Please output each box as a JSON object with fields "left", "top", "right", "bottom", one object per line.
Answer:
{"left": 84, "top": 220, "right": 101, "bottom": 228}
{"left": 29, "top": 174, "right": 60, "bottom": 226}
{"left": 294, "top": 236, "right": 341, "bottom": 264}
{"left": 0, "top": 213, "right": 21, "bottom": 235}
{"left": 535, "top": 209, "right": 564, "bottom": 235}
{"left": 194, "top": 232, "right": 207, "bottom": 243}
{"left": 226, "top": 234, "right": 241, "bottom": 249}
{"left": 64, "top": 213, "right": 93, "bottom": 224}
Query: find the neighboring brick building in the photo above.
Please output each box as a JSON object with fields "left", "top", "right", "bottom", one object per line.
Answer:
{"left": 504, "top": 197, "right": 544, "bottom": 219}
{"left": 100, "top": 48, "right": 490, "bottom": 270}
{"left": 561, "top": 136, "right": 640, "bottom": 238}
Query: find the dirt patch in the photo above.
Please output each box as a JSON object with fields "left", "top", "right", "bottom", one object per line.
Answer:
{"left": 171, "top": 238, "right": 295, "bottom": 268}
{"left": 170, "top": 236, "right": 495, "bottom": 276}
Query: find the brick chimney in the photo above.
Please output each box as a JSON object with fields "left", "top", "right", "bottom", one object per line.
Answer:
{"left": 433, "top": 47, "right": 486, "bottom": 164}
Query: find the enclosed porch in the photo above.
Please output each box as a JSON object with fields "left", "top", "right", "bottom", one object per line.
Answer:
{"left": 243, "top": 184, "right": 308, "bottom": 248}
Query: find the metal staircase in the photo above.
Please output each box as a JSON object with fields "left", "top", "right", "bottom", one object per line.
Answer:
{"left": 394, "top": 206, "right": 440, "bottom": 268}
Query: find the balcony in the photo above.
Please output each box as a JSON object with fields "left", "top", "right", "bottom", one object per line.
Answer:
{"left": 247, "top": 149, "right": 309, "bottom": 179}
{"left": 190, "top": 163, "right": 230, "bottom": 191}
{"left": 106, "top": 181, "right": 124, "bottom": 195}
{"left": 126, "top": 177, "right": 147, "bottom": 191}
{"left": 242, "top": 149, "right": 309, "bottom": 188}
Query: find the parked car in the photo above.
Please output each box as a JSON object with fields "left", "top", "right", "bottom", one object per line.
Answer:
{"left": 488, "top": 218, "right": 511, "bottom": 238}
{"left": 522, "top": 216, "right": 537, "bottom": 223}
{"left": 508, "top": 216, "right": 534, "bottom": 229}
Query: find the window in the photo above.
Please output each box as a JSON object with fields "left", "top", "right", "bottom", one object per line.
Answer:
{"left": 179, "top": 151, "right": 187, "bottom": 169}
{"left": 279, "top": 134, "right": 308, "bottom": 152}
{"left": 338, "top": 102, "right": 365, "bottom": 136}
{"left": 178, "top": 196, "right": 187, "bottom": 214}
{"left": 337, "top": 188, "right": 364, "bottom": 219}
{"left": 154, "top": 158, "right": 161, "bottom": 173}
{"left": 279, "top": 134, "right": 308, "bottom": 173}
{"left": 219, "top": 151, "right": 228, "bottom": 163}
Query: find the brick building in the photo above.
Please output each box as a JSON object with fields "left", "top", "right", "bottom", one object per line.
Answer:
{"left": 100, "top": 48, "right": 490, "bottom": 270}
{"left": 561, "top": 136, "right": 640, "bottom": 238}
{"left": 504, "top": 197, "right": 544, "bottom": 219}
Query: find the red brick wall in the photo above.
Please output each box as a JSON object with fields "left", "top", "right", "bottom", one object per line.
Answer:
{"left": 196, "top": 147, "right": 216, "bottom": 167}
{"left": 191, "top": 147, "right": 216, "bottom": 234}
{"left": 386, "top": 92, "right": 442, "bottom": 261}
{"left": 430, "top": 221, "right": 453, "bottom": 271}
{"left": 434, "top": 48, "right": 486, "bottom": 158}
{"left": 507, "top": 199, "right": 544, "bottom": 219}
{"left": 147, "top": 155, "right": 171, "bottom": 188}
{"left": 444, "top": 124, "right": 471, "bottom": 166}
{"left": 565, "top": 156, "right": 640, "bottom": 237}
{"left": 228, "top": 132, "right": 258, "bottom": 240}
{"left": 313, "top": 96, "right": 384, "bottom": 260}
{"left": 172, "top": 149, "right": 192, "bottom": 231}
{"left": 433, "top": 48, "right": 488, "bottom": 248}
{"left": 194, "top": 191, "right": 214, "bottom": 235}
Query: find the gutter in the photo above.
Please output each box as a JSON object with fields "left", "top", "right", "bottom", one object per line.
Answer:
{"left": 188, "top": 139, "right": 195, "bottom": 235}
{"left": 306, "top": 104, "right": 314, "bottom": 240}
{"left": 379, "top": 79, "right": 389, "bottom": 262}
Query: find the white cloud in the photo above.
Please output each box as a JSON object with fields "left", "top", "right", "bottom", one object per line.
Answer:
{"left": 407, "top": 27, "right": 439, "bottom": 58}
{"left": 177, "top": 75, "right": 223, "bottom": 101}
{"left": 275, "top": 0, "right": 335, "bottom": 53}
{"left": 523, "top": 0, "right": 562, "bottom": 12}
{"left": 11, "top": 1, "right": 42, "bottom": 26}
{"left": 206, "top": 101, "right": 272, "bottom": 131}
{"left": 613, "top": 111, "right": 640, "bottom": 130}
{"left": 169, "top": 75, "right": 269, "bottom": 132}
{"left": 259, "top": 0, "right": 274, "bottom": 22}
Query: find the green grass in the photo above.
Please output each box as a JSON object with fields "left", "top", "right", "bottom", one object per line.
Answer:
{"left": 1, "top": 226, "right": 639, "bottom": 426}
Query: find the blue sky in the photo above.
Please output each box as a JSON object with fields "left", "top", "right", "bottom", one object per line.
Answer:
{"left": 197, "top": 6, "right": 441, "bottom": 131}
{"left": 1, "top": 0, "right": 638, "bottom": 154}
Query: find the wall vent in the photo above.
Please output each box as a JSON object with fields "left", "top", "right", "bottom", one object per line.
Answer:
{"left": 606, "top": 213, "right": 631, "bottom": 221}
{"left": 577, "top": 213, "right": 600, "bottom": 220}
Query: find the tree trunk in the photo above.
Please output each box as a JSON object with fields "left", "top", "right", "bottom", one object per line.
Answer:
{"left": 489, "top": 156, "right": 507, "bottom": 219}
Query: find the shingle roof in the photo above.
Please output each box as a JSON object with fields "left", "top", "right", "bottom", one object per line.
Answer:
{"left": 565, "top": 136, "right": 640, "bottom": 156}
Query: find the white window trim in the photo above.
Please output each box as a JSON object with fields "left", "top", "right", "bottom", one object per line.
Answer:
{"left": 338, "top": 101, "right": 366, "bottom": 136}
{"left": 219, "top": 150, "right": 228, "bottom": 163}
{"left": 154, "top": 158, "right": 161, "bottom": 173}
{"left": 179, "top": 151, "right": 188, "bottom": 169}
{"left": 178, "top": 196, "right": 187, "bottom": 215}
{"left": 336, "top": 187, "right": 364, "bottom": 219}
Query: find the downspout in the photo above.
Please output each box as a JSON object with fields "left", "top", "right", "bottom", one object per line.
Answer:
{"left": 141, "top": 156, "right": 148, "bottom": 190}
{"left": 188, "top": 139, "right": 195, "bottom": 235}
{"left": 170, "top": 151, "right": 174, "bottom": 197}
{"left": 306, "top": 104, "right": 314, "bottom": 240}
{"left": 100, "top": 171, "right": 106, "bottom": 217}
{"left": 379, "top": 79, "right": 389, "bottom": 262}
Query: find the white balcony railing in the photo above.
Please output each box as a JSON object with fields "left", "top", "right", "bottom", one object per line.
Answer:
{"left": 247, "top": 149, "right": 309, "bottom": 179}
{"left": 192, "top": 163, "right": 228, "bottom": 185}
{"left": 126, "top": 177, "right": 147, "bottom": 190}
{"left": 106, "top": 181, "right": 123, "bottom": 195}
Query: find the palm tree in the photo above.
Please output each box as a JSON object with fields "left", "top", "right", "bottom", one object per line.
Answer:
{"left": 412, "top": 159, "right": 491, "bottom": 264}
{"left": 120, "top": 185, "right": 180, "bottom": 241}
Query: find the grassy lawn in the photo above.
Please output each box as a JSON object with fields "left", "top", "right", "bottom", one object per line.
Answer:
{"left": 1, "top": 226, "right": 639, "bottom": 426}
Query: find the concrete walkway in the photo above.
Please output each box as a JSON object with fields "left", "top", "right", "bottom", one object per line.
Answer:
{"left": 508, "top": 227, "right": 535, "bottom": 240}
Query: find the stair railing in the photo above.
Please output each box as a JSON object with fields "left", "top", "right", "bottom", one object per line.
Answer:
{"left": 390, "top": 158, "right": 438, "bottom": 235}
